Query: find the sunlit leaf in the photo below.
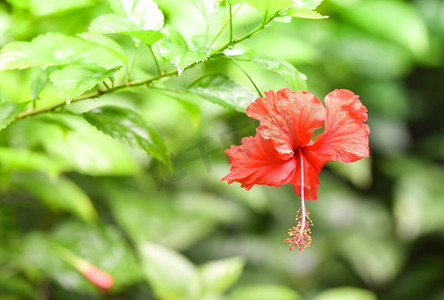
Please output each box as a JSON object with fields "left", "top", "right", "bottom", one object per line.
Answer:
{"left": 84, "top": 106, "right": 172, "bottom": 170}
{"left": 0, "top": 146, "right": 63, "bottom": 177}
{"left": 188, "top": 74, "right": 257, "bottom": 112}
{"left": 49, "top": 65, "right": 120, "bottom": 103}
{"left": 0, "top": 33, "right": 122, "bottom": 71}
{"left": 230, "top": 284, "right": 302, "bottom": 300}
{"left": 243, "top": 0, "right": 293, "bottom": 17}
{"left": 199, "top": 257, "right": 245, "bottom": 295}
{"left": 193, "top": 0, "right": 222, "bottom": 22}
{"left": 108, "top": 0, "right": 164, "bottom": 31}
{"left": 10, "top": 114, "right": 140, "bottom": 176}
{"left": 15, "top": 173, "right": 97, "bottom": 222}
{"left": 157, "top": 27, "right": 209, "bottom": 75}
{"left": 288, "top": 7, "right": 327, "bottom": 19}
{"left": 78, "top": 33, "right": 128, "bottom": 63}
{"left": 0, "top": 99, "right": 19, "bottom": 131}
{"left": 252, "top": 56, "right": 308, "bottom": 91}
{"left": 138, "top": 242, "right": 200, "bottom": 300}
{"left": 314, "top": 287, "right": 377, "bottom": 300}
{"left": 31, "top": 67, "right": 54, "bottom": 100}
{"left": 87, "top": 14, "right": 165, "bottom": 46}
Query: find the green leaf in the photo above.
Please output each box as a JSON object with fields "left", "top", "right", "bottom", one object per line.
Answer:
{"left": 341, "top": 0, "right": 429, "bottom": 56}
{"left": 287, "top": 7, "right": 327, "bottom": 19}
{"left": 49, "top": 65, "right": 120, "bottom": 103}
{"left": 0, "top": 33, "right": 123, "bottom": 71}
{"left": 9, "top": 114, "right": 140, "bottom": 176}
{"left": 0, "top": 99, "right": 19, "bottom": 131}
{"left": 138, "top": 242, "right": 200, "bottom": 300}
{"left": 87, "top": 13, "right": 165, "bottom": 46}
{"left": 243, "top": 0, "right": 293, "bottom": 17}
{"left": 108, "top": 0, "right": 164, "bottom": 31}
{"left": 78, "top": 33, "right": 128, "bottom": 63}
{"left": 193, "top": 0, "right": 222, "bottom": 22}
{"left": 188, "top": 74, "right": 257, "bottom": 112}
{"left": 0, "top": 146, "right": 63, "bottom": 177}
{"left": 230, "top": 284, "right": 302, "bottom": 300}
{"left": 15, "top": 173, "right": 97, "bottom": 222}
{"left": 252, "top": 56, "right": 308, "bottom": 91}
{"left": 199, "top": 257, "right": 245, "bottom": 295}
{"left": 83, "top": 106, "right": 172, "bottom": 170}
{"left": 314, "top": 287, "right": 377, "bottom": 300}
{"left": 157, "top": 27, "right": 209, "bottom": 75}
{"left": 20, "top": 221, "right": 141, "bottom": 293}
{"left": 31, "top": 67, "right": 54, "bottom": 100}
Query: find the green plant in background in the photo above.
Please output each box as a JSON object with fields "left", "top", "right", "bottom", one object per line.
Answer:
{"left": 0, "top": 0, "right": 443, "bottom": 299}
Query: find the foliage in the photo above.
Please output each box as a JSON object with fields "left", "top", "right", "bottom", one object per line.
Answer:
{"left": 0, "top": 0, "right": 443, "bottom": 299}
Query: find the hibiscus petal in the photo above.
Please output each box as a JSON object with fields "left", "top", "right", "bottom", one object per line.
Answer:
{"left": 246, "top": 88, "right": 325, "bottom": 158}
{"left": 309, "top": 89, "right": 370, "bottom": 163}
{"left": 221, "top": 134, "right": 296, "bottom": 190}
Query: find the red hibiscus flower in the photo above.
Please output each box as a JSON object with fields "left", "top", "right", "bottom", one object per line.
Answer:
{"left": 222, "top": 88, "right": 370, "bottom": 251}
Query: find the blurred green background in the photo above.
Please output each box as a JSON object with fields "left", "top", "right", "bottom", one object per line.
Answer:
{"left": 0, "top": 0, "right": 443, "bottom": 299}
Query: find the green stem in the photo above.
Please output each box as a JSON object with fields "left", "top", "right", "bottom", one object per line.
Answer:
{"left": 14, "top": 15, "right": 277, "bottom": 121}
{"left": 208, "top": 4, "right": 242, "bottom": 49}
{"left": 102, "top": 80, "right": 111, "bottom": 91}
{"left": 149, "top": 46, "right": 162, "bottom": 75}
{"left": 229, "top": 3, "right": 233, "bottom": 42}
{"left": 230, "top": 60, "right": 263, "bottom": 97}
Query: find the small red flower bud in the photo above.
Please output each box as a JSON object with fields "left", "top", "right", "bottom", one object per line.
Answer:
{"left": 80, "top": 264, "right": 114, "bottom": 293}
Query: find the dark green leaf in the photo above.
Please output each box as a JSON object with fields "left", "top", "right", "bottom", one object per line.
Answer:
{"left": 252, "top": 56, "right": 308, "bottom": 91}
{"left": 0, "top": 33, "right": 123, "bottom": 71}
{"left": 157, "top": 27, "right": 209, "bottom": 75}
{"left": 188, "top": 74, "right": 257, "bottom": 112}
{"left": 83, "top": 106, "right": 172, "bottom": 170}
{"left": 15, "top": 173, "right": 97, "bottom": 222}
{"left": 199, "top": 257, "right": 245, "bottom": 295}
{"left": 0, "top": 99, "right": 19, "bottom": 131}
{"left": 138, "top": 242, "right": 200, "bottom": 300}
{"left": 49, "top": 65, "right": 120, "bottom": 103}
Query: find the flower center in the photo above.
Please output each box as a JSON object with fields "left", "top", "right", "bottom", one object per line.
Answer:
{"left": 284, "top": 148, "right": 313, "bottom": 251}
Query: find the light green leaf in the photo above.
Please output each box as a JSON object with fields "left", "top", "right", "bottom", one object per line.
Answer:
{"left": 138, "top": 242, "right": 200, "bottom": 300}
{"left": 252, "top": 56, "right": 308, "bottom": 91}
{"left": 122, "top": 30, "right": 165, "bottom": 46}
{"left": 188, "top": 74, "right": 257, "bottom": 112}
{"left": 293, "top": 0, "right": 324, "bottom": 10}
{"left": 15, "top": 173, "right": 97, "bottom": 222}
{"left": 243, "top": 0, "right": 293, "bottom": 17}
{"left": 83, "top": 106, "right": 172, "bottom": 170}
{"left": 288, "top": 7, "right": 327, "bottom": 19}
{"left": 108, "top": 0, "right": 164, "bottom": 31}
{"left": 341, "top": 0, "right": 429, "bottom": 56}
{"left": 230, "top": 284, "right": 302, "bottom": 300}
{"left": 28, "top": 0, "right": 93, "bottom": 16}
{"left": 10, "top": 114, "right": 140, "bottom": 176}
{"left": 157, "top": 27, "right": 209, "bottom": 75}
{"left": 193, "top": 0, "right": 222, "bottom": 22}
{"left": 78, "top": 33, "right": 128, "bottom": 63}
{"left": 314, "top": 287, "right": 377, "bottom": 300}
{"left": 0, "top": 146, "right": 63, "bottom": 177}
{"left": 0, "top": 99, "right": 19, "bottom": 131}
{"left": 31, "top": 67, "right": 54, "bottom": 100}
{"left": 0, "top": 33, "right": 122, "bottom": 71}
{"left": 199, "top": 257, "right": 245, "bottom": 295}
{"left": 49, "top": 65, "right": 120, "bottom": 103}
